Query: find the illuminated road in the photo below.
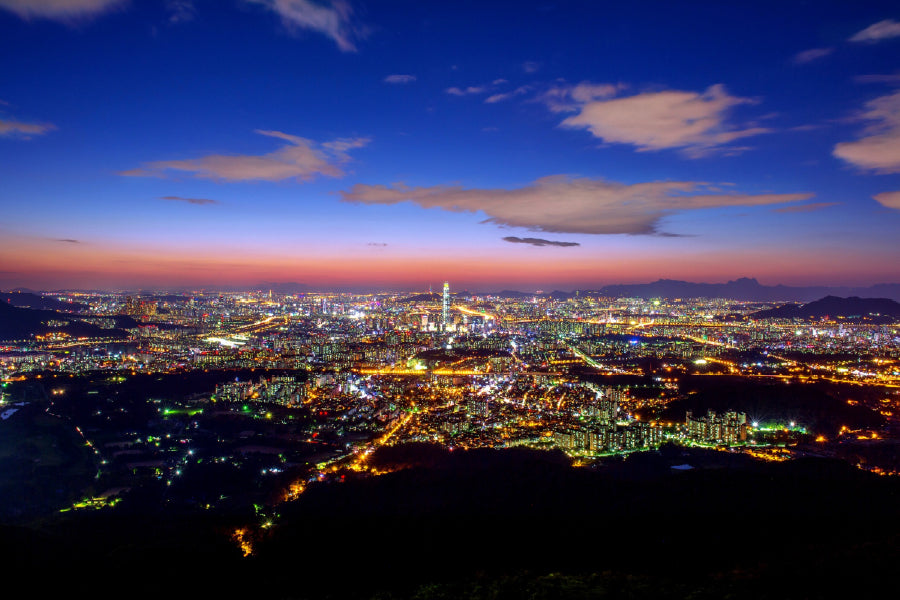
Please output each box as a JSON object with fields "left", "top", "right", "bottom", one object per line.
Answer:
{"left": 567, "top": 344, "right": 638, "bottom": 375}
{"left": 456, "top": 305, "right": 497, "bottom": 320}
{"left": 350, "top": 411, "right": 415, "bottom": 470}
{"left": 357, "top": 367, "right": 497, "bottom": 376}
{"left": 281, "top": 410, "right": 416, "bottom": 503}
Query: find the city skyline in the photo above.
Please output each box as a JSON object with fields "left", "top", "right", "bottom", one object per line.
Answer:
{"left": 2, "top": 1, "right": 899, "bottom": 290}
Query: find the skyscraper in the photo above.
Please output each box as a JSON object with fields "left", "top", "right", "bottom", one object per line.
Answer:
{"left": 442, "top": 281, "right": 450, "bottom": 327}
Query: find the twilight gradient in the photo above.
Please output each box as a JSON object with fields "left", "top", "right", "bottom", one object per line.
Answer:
{"left": 1, "top": 1, "right": 898, "bottom": 291}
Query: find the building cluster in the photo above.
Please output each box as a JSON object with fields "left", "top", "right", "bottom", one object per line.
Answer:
{"left": 214, "top": 375, "right": 307, "bottom": 407}
{"left": 123, "top": 296, "right": 157, "bottom": 317}
{"left": 553, "top": 388, "right": 662, "bottom": 454}
{"left": 685, "top": 409, "right": 748, "bottom": 445}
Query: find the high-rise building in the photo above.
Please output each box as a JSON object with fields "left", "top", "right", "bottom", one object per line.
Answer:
{"left": 686, "top": 410, "right": 747, "bottom": 445}
{"left": 442, "top": 281, "right": 450, "bottom": 326}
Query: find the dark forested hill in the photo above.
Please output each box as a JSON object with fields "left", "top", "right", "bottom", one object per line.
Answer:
{"left": 0, "top": 300, "right": 129, "bottom": 340}
{"left": 0, "top": 291, "right": 87, "bottom": 312}
{"left": 751, "top": 295, "right": 900, "bottom": 320}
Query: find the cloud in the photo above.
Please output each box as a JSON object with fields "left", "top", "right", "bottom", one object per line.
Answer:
{"left": 792, "top": 47, "right": 833, "bottom": 64}
{"left": 53, "top": 238, "right": 81, "bottom": 244}
{"left": 341, "top": 175, "right": 813, "bottom": 236}
{"left": 446, "top": 86, "right": 487, "bottom": 96}
{"left": 873, "top": 191, "right": 900, "bottom": 209}
{"left": 485, "top": 86, "right": 530, "bottom": 104}
{"left": 484, "top": 94, "right": 508, "bottom": 104}
{"left": 833, "top": 90, "right": 900, "bottom": 173}
{"left": 503, "top": 236, "right": 580, "bottom": 247}
{"left": 366, "top": 242, "right": 388, "bottom": 247}
{"left": 539, "top": 82, "right": 623, "bottom": 113}
{"left": 161, "top": 196, "right": 220, "bottom": 205}
{"left": 849, "top": 19, "right": 900, "bottom": 43}
{"left": 789, "top": 124, "right": 823, "bottom": 132}
{"left": 122, "top": 130, "right": 369, "bottom": 182}
{"left": 449, "top": 80, "right": 528, "bottom": 102}
{"left": 0, "top": 117, "right": 56, "bottom": 139}
{"left": 167, "top": 0, "right": 195, "bottom": 24}
{"left": 0, "top": 0, "right": 125, "bottom": 21}
{"left": 321, "top": 136, "right": 370, "bottom": 158}
{"left": 771, "top": 202, "right": 838, "bottom": 213}
{"left": 384, "top": 74, "right": 416, "bottom": 84}
{"left": 522, "top": 61, "right": 540, "bottom": 73}
{"left": 247, "top": 0, "right": 361, "bottom": 52}
{"left": 854, "top": 72, "right": 900, "bottom": 85}
{"left": 558, "top": 84, "right": 771, "bottom": 156}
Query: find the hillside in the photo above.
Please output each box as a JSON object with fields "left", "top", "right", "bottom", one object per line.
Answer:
{"left": 751, "top": 295, "right": 900, "bottom": 321}
{"left": 0, "top": 300, "right": 131, "bottom": 341}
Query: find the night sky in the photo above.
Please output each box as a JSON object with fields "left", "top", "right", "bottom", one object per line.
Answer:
{"left": 1, "top": 0, "right": 898, "bottom": 291}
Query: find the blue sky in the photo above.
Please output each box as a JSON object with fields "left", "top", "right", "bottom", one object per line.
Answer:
{"left": 0, "top": 0, "right": 898, "bottom": 290}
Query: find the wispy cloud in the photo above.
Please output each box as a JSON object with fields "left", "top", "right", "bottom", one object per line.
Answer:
{"left": 557, "top": 83, "right": 771, "bottom": 157}
{"left": 0, "top": 0, "right": 125, "bottom": 22}
{"left": 873, "top": 191, "right": 900, "bottom": 210}
{"left": 0, "top": 117, "right": 56, "bottom": 139}
{"left": 789, "top": 124, "right": 823, "bottom": 132}
{"left": 321, "top": 136, "right": 370, "bottom": 158}
{"left": 366, "top": 242, "right": 388, "bottom": 247}
{"left": 53, "top": 238, "right": 81, "bottom": 244}
{"left": 833, "top": 90, "right": 900, "bottom": 173}
{"left": 247, "top": 0, "right": 362, "bottom": 52}
{"left": 167, "top": 0, "right": 195, "bottom": 24}
{"left": 161, "top": 196, "right": 220, "bottom": 205}
{"left": 792, "top": 47, "right": 833, "bottom": 64}
{"left": 522, "top": 61, "right": 540, "bottom": 74}
{"left": 341, "top": 175, "right": 812, "bottom": 236}
{"left": 503, "top": 236, "right": 580, "bottom": 247}
{"left": 772, "top": 202, "right": 838, "bottom": 213}
{"left": 448, "top": 79, "right": 530, "bottom": 102}
{"left": 446, "top": 86, "right": 487, "bottom": 96}
{"left": 854, "top": 72, "right": 900, "bottom": 85}
{"left": 539, "top": 82, "right": 623, "bottom": 113}
{"left": 384, "top": 74, "right": 416, "bottom": 84}
{"left": 121, "top": 130, "right": 369, "bottom": 182}
{"left": 485, "top": 86, "right": 530, "bottom": 104}
{"left": 849, "top": 19, "right": 900, "bottom": 43}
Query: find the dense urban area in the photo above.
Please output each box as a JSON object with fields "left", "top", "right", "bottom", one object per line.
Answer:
{"left": 2, "top": 285, "right": 899, "bottom": 598}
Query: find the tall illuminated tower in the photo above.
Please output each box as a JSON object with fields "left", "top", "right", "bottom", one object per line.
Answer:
{"left": 442, "top": 281, "right": 450, "bottom": 327}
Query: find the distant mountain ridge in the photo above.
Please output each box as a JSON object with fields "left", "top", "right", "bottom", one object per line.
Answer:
{"left": 6, "top": 277, "right": 900, "bottom": 301}
{"left": 593, "top": 278, "right": 900, "bottom": 302}
{"left": 396, "top": 292, "right": 443, "bottom": 303}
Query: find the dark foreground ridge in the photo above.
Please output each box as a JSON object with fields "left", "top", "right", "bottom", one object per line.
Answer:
{"left": 3, "top": 445, "right": 898, "bottom": 599}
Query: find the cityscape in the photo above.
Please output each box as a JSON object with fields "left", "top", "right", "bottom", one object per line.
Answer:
{"left": 2, "top": 1, "right": 899, "bottom": 599}
{"left": 2, "top": 283, "right": 899, "bottom": 596}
